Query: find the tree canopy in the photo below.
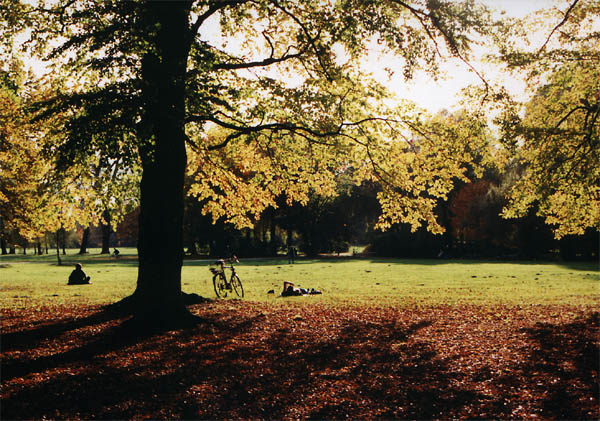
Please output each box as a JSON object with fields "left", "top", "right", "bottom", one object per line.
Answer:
{"left": 492, "top": 0, "right": 599, "bottom": 237}
{"left": 1, "top": 0, "right": 597, "bottom": 323}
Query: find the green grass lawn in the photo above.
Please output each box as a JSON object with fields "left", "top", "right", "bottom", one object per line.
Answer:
{"left": 1, "top": 248, "right": 598, "bottom": 309}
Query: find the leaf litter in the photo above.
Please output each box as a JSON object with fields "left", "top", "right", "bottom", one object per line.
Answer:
{"left": 1, "top": 301, "right": 598, "bottom": 420}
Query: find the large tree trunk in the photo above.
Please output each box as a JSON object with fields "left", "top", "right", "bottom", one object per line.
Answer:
{"left": 128, "top": 1, "right": 195, "bottom": 326}
{"left": 79, "top": 227, "right": 90, "bottom": 254}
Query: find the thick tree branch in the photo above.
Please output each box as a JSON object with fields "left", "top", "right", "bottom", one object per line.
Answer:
{"left": 190, "top": 0, "right": 249, "bottom": 36}
{"left": 187, "top": 113, "right": 416, "bottom": 149}
{"left": 188, "top": 115, "right": 340, "bottom": 149}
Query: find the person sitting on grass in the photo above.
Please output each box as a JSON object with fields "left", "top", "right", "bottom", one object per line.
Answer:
{"left": 68, "top": 263, "right": 91, "bottom": 285}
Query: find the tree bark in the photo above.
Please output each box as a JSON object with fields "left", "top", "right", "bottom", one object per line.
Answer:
{"left": 79, "top": 227, "right": 90, "bottom": 254}
{"left": 100, "top": 211, "right": 111, "bottom": 254}
{"left": 0, "top": 215, "right": 6, "bottom": 255}
{"left": 128, "top": 1, "right": 196, "bottom": 326}
{"left": 55, "top": 230, "right": 62, "bottom": 266}
{"left": 60, "top": 227, "right": 66, "bottom": 255}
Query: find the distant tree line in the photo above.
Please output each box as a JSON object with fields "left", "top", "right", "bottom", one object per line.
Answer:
{"left": 182, "top": 170, "right": 597, "bottom": 261}
{"left": 4, "top": 168, "right": 597, "bottom": 261}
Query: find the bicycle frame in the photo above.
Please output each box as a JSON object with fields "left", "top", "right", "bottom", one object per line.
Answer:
{"left": 210, "top": 257, "right": 244, "bottom": 298}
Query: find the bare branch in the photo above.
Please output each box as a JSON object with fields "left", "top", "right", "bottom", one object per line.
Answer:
{"left": 213, "top": 50, "right": 304, "bottom": 70}
{"left": 389, "top": 0, "right": 443, "bottom": 57}
{"left": 269, "top": 0, "right": 334, "bottom": 81}
{"left": 263, "top": 30, "right": 275, "bottom": 57}
{"left": 551, "top": 105, "right": 587, "bottom": 135}
{"left": 389, "top": 0, "right": 490, "bottom": 102}
{"left": 537, "top": 0, "right": 580, "bottom": 55}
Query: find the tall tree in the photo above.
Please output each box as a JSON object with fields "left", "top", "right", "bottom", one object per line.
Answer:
{"left": 5, "top": 0, "right": 493, "bottom": 325}
{"left": 500, "top": 62, "right": 599, "bottom": 237}
{"left": 492, "top": 0, "right": 599, "bottom": 237}
{"left": 0, "top": 63, "right": 89, "bottom": 250}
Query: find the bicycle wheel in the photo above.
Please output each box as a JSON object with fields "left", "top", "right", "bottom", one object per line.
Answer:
{"left": 213, "top": 273, "right": 228, "bottom": 298}
{"left": 230, "top": 274, "right": 244, "bottom": 298}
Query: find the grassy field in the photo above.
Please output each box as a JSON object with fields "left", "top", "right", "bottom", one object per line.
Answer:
{"left": 1, "top": 248, "right": 598, "bottom": 308}
{"left": 1, "top": 249, "right": 599, "bottom": 419}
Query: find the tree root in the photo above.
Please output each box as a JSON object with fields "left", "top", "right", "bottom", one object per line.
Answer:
{"left": 103, "top": 292, "right": 211, "bottom": 332}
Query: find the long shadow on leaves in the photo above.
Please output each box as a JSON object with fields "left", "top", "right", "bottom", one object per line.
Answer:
{"left": 2, "top": 293, "right": 210, "bottom": 353}
{"left": 1, "top": 309, "right": 463, "bottom": 420}
{"left": 1, "top": 305, "right": 265, "bottom": 420}
{"left": 515, "top": 312, "right": 599, "bottom": 419}
{"left": 2, "top": 307, "right": 126, "bottom": 354}
{"left": 1, "top": 294, "right": 211, "bottom": 382}
{"left": 2, "top": 311, "right": 142, "bottom": 382}
{"left": 471, "top": 311, "right": 599, "bottom": 420}
{"left": 4, "top": 307, "right": 597, "bottom": 420}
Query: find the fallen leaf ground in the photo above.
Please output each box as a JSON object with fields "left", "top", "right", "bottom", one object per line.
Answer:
{"left": 1, "top": 301, "right": 598, "bottom": 420}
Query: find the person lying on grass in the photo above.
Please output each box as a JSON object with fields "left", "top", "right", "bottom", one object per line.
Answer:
{"left": 68, "top": 263, "right": 91, "bottom": 285}
{"left": 281, "top": 281, "right": 321, "bottom": 297}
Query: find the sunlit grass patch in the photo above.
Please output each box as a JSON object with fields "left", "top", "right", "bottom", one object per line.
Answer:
{"left": 229, "top": 258, "right": 599, "bottom": 306}
{"left": 2, "top": 250, "right": 598, "bottom": 310}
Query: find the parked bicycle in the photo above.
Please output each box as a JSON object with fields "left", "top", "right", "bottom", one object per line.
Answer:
{"left": 209, "top": 256, "right": 244, "bottom": 298}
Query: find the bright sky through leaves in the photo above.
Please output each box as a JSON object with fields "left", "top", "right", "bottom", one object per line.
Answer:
{"left": 19, "top": 0, "right": 551, "bottom": 114}
{"left": 376, "top": 0, "right": 555, "bottom": 113}
{"left": 193, "top": 0, "right": 554, "bottom": 113}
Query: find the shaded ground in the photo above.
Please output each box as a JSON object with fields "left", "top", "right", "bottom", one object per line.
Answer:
{"left": 1, "top": 301, "right": 598, "bottom": 420}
